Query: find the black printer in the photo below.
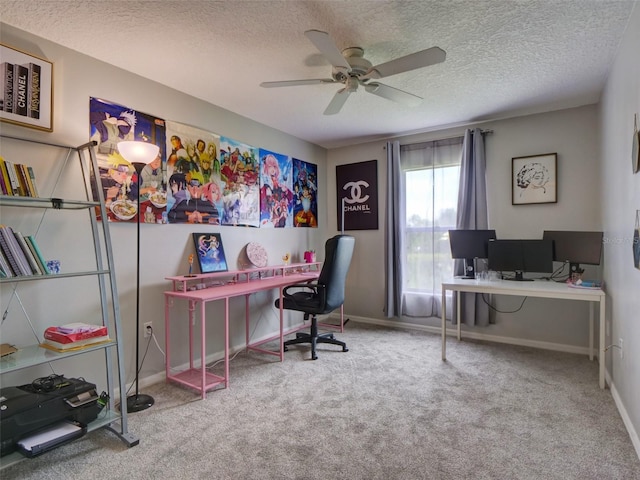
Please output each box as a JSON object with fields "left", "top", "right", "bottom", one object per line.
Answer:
{"left": 0, "top": 375, "right": 103, "bottom": 456}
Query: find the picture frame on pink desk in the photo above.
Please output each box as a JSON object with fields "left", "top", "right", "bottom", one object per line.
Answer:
{"left": 192, "top": 233, "right": 228, "bottom": 273}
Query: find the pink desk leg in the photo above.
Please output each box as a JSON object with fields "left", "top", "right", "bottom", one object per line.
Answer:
{"left": 165, "top": 297, "right": 170, "bottom": 383}
{"left": 188, "top": 300, "right": 195, "bottom": 372}
{"left": 200, "top": 300, "right": 206, "bottom": 400}
{"left": 224, "top": 297, "right": 229, "bottom": 388}
{"left": 245, "top": 295, "right": 250, "bottom": 350}
{"left": 278, "top": 286, "right": 285, "bottom": 361}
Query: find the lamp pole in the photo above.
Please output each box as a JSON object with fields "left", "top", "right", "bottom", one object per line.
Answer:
{"left": 126, "top": 161, "right": 154, "bottom": 413}
{"left": 117, "top": 141, "right": 158, "bottom": 413}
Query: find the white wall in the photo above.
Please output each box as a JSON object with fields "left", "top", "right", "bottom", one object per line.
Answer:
{"left": 0, "top": 24, "right": 328, "bottom": 389}
{"left": 599, "top": 3, "right": 640, "bottom": 454}
{"left": 328, "top": 105, "right": 602, "bottom": 349}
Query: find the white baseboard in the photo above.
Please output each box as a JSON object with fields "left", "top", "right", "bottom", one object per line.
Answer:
{"left": 608, "top": 373, "right": 640, "bottom": 460}
{"left": 337, "top": 313, "right": 592, "bottom": 355}
{"left": 341, "top": 313, "right": 638, "bottom": 461}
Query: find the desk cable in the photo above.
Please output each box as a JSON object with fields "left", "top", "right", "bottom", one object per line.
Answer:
{"left": 604, "top": 343, "right": 622, "bottom": 353}
{"left": 480, "top": 293, "right": 528, "bottom": 314}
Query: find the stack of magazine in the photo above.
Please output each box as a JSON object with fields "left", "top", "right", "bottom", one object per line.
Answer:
{"left": 40, "top": 323, "right": 110, "bottom": 352}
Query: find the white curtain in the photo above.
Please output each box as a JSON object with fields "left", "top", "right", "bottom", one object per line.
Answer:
{"left": 385, "top": 138, "right": 463, "bottom": 319}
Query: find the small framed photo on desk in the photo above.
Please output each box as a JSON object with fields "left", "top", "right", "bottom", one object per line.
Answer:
{"left": 192, "top": 233, "right": 228, "bottom": 273}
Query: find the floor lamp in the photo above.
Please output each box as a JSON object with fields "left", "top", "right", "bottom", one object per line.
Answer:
{"left": 117, "top": 140, "right": 159, "bottom": 413}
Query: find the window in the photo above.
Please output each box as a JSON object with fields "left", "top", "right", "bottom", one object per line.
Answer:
{"left": 399, "top": 138, "right": 462, "bottom": 317}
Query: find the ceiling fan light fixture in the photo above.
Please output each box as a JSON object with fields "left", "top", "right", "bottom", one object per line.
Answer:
{"left": 364, "top": 83, "right": 379, "bottom": 94}
{"left": 345, "top": 77, "right": 359, "bottom": 93}
{"left": 261, "top": 30, "right": 444, "bottom": 115}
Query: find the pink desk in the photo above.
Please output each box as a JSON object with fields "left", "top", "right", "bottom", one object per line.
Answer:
{"left": 164, "top": 264, "right": 322, "bottom": 398}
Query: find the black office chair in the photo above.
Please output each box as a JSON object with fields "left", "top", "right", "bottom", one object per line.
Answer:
{"left": 276, "top": 235, "right": 355, "bottom": 360}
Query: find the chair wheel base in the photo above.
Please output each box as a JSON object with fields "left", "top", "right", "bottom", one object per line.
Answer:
{"left": 283, "top": 328, "right": 348, "bottom": 360}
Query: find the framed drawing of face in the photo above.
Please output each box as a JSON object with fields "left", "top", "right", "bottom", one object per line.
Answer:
{"left": 512, "top": 153, "right": 557, "bottom": 205}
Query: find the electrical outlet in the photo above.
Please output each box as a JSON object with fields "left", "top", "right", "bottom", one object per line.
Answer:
{"left": 619, "top": 338, "right": 624, "bottom": 359}
{"left": 144, "top": 322, "right": 153, "bottom": 338}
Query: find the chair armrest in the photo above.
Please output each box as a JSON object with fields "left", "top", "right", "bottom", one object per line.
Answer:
{"left": 283, "top": 281, "right": 322, "bottom": 297}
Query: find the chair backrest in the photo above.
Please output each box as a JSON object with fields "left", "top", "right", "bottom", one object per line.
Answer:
{"left": 317, "top": 235, "right": 355, "bottom": 313}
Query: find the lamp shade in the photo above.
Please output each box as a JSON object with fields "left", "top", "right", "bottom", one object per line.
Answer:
{"left": 117, "top": 141, "right": 159, "bottom": 165}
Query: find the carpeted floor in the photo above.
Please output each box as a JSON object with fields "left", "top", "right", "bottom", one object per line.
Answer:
{"left": 3, "top": 322, "right": 639, "bottom": 479}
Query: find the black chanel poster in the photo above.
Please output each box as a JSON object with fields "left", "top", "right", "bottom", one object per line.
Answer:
{"left": 336, "top": 160, "right": 378, "bottom": 231}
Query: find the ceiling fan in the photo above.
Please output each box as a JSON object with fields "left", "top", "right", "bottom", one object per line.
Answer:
{"left": 260, "top": 30, "right": 446, "bottom": 115}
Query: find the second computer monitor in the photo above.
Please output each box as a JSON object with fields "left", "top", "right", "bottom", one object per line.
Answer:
{"left": 542, "top": 230, "right": 603, "bottom": 274}
{"left": 449, "top": 229, "right": 497, "bottom": 279}
{"left": 488, "top": 239, "right": 554, "bottom": 281}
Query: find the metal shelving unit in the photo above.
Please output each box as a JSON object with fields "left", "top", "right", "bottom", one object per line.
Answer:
{"left": 0, "top": 135, "right": 137, "bottom": 468}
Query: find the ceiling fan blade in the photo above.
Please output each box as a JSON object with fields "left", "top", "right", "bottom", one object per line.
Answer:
{"left": 363, "top": 46, "right": 446, "bottom": 80}
{"left": 324, "top": 88, "right": 351, "bottom": 115}
{"left": 304, "top": 29, "right": 351, "bottom": 72}
{"left": 260, "top": 78, "right": 336, "bottom": 88}
{"left": 364, "top": 82, "right": 422, "bottom": 107}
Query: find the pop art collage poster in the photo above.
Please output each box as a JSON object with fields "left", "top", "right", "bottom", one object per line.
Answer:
{"left": 90, "top": 98, "right": 316, "bottom": 228}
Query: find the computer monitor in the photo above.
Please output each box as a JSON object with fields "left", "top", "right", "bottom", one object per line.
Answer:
{"left": 542, "top": 230, "right": 603, "bottom": 275}
{"left": 488, "top": 239, "right": 554, "bottom": 281}
{"left": 448, "top": 229, "right": 497, "bottom": 279}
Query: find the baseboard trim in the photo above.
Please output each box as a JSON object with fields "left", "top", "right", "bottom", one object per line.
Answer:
{"left": 334, "top": 313, "right": 591, "bottom": 355}
{"left": 609, "top": 375, "right": 640, "bottom": 460}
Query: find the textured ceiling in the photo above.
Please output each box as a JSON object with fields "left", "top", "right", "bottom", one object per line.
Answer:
{"left": 1, "top": 1, "right": 636, "bottom": 148}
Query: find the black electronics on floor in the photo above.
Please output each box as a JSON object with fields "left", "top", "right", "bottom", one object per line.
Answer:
{"left": 0, "top": 375, "right": 104, "bottom": 457}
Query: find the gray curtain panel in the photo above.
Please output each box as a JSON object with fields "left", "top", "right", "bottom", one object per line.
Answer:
{"left": 384, "top": 141, "right": 403, "bottom": 318}
{"left": 454, "top": 128, "right": 492, "bottom": 326}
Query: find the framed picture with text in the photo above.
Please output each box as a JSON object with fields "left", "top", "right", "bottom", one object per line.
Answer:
{"left": 192, "top": 233, "right": 228, "bottom": 273}
{"left": 336, "top": 159, "right": 378, "bottom": 231}
{"left": 0, "top": 44, "right": 53, "bottom": 132}
{"left": 512, "top": 153, "right": 557, "bottom": 205}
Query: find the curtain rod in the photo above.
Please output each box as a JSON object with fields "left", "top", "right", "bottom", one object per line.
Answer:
{"left": 384, "top": 129, "right": 494, "bottom": 149}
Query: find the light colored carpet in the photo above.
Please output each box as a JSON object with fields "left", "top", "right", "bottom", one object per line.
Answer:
{"left": 3, "top": 322, "right": 639, "bottom": 479}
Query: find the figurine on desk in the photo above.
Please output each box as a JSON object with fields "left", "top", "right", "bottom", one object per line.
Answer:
{"left": 186, "top": 254, "right": 197, "bottom": 277}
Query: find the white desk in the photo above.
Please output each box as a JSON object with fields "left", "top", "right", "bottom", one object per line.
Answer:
{"left": 441, "top": 278, "right": 606, "bottom": 389}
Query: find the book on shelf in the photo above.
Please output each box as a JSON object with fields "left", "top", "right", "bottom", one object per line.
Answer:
{"left": 14, "top": 164, "right": 28, "bottom": 196}
{"left": 40, "top": 336, "right": 111, "bottom": 352}
{"left": 0, "top": 226, "right": 50, "bottom": 277}
{"left": 26, "top": 165, "right": 39, "bottom": 197}
{"left": 0, "top": 155, "right": 39, "bottom": 197}
{"left": 0, "top": 247, "right": 15, "bottom": 277}
{"left": 0, "top": 157, "right": 10, "bottom": 195}
{"left": 0, "top": 225, "right": 31, "bottom": 276}
{"left": 13, "top": 230, "right": 42, "bottom": 275}
{"left": 2, "top": 158, "right": 20, "bottom": 196}
{"left": 0, "top": 227, "right": 21, "bottom": 276}
{"left": 25, "top": 235, "right": 50, "bottom": 274}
